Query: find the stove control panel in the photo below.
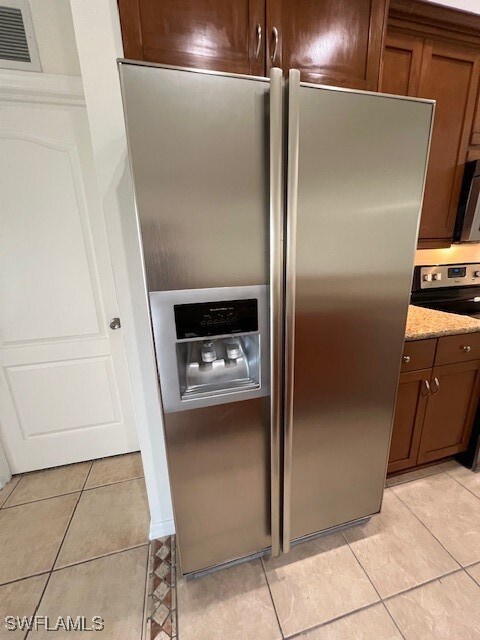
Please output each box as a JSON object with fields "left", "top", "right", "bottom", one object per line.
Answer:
{"left": 419, "top": 263, "right": 480, "bottom": 289}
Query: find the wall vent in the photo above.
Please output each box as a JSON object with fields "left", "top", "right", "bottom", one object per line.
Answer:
{"left": 0, "top": 0, "right": 41, "bottom": 71}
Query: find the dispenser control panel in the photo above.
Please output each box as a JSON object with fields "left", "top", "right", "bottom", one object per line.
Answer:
{"left": 149, "top": 285, "right": 269, "bottom": 413}
{"left": 174, "top": 299, "right": 258, "bottom": 339}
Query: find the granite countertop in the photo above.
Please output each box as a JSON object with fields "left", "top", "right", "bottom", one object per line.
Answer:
{"left": 405, "top": 305, "right": 480, "bottom": 341}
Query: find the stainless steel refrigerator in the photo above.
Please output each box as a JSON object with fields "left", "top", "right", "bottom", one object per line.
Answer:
{"left": 119, "top": 61, "right": 434, "bottom": 577}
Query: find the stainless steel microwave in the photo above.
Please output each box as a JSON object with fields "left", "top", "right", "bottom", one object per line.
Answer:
{"left": 455, "top": 159, "right": 480, "bottom": 243}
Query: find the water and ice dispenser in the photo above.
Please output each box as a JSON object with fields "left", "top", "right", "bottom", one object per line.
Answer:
{"left": 149, "top": 286, "right": 269, "bottom": 413}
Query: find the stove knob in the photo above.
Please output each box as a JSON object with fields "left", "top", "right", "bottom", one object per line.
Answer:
{"left": 423, "top": 274, "right": 433, "bottom": 282}
{"left": 474, "top": 271, "right": 480, "bottom": 278}
{"left": 432, "top": 273, "right": 442, "bottom": 281}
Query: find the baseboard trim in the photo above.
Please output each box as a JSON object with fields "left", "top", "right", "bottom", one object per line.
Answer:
{"left": 150, "top": 518, "right": 175, "bottom": 539}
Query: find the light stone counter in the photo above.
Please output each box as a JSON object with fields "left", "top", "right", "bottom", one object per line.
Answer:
{"left": 405, "top": 305, "right": 480, "bottom": 341}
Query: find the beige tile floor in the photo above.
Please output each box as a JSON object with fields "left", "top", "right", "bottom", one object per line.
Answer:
{"left": 0, "top": 452, "right": 149, "bottom": 640}
{"left": 177, "top": 460, "right": 480, "bottom": 640}
{"left": 3, "top": 455, "right": 480, "bottom": 640}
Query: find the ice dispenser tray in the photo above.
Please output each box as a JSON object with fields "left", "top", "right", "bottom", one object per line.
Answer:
{"left": 177, "top": 335, "right": 260, "bottom": 401}
{"left": 149, "top": 286, "right": 269, "bottom": 413}
{"left": 174, "top": 298, "right": 260, "bottom": 401}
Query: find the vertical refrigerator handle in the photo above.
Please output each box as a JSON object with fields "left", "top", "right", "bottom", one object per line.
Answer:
{"left": 283, "top": 68, "right": 301, "bottom": 553}
{"left": 269, "top": 67, "right": 283, "bottom": 558}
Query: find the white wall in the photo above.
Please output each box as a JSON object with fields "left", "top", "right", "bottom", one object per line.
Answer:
{"left": 70, "top": 0, "right": 175, "bottom": 538}
{"left": 424, "top": 0, "right": 480, "bottom": 14}
{"left": 28, "top": 0, "right": 81, "bottom": 75}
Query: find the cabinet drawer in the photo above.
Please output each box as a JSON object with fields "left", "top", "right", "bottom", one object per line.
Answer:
{"left": 401, "top": 339, "right": 437, "bottom": 372}
{"left": 435, "top": 333, "right": 480, "bottom": 365}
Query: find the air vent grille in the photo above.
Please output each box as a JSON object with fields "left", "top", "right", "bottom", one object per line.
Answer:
{"left": 0, "top": 6, "right": 30, "bottom": 62}
{"left": 0, "top": 1, "right": 41, "bottom": 71}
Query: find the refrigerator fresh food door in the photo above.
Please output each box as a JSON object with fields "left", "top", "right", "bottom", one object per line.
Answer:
{"left": 283, "top": 70, "right": 434, "bottom": 549}
{"left": 118, "top": 62, "right": 283, "bottom": 575}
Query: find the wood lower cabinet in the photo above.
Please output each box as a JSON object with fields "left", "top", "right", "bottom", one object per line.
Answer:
{"left": 118, "top": 0, "right": 266, "bottom": 75}
{"left": 417, "top": 361, "right": 480, "bottom": 463}
{"left": 388, "top": 336, "right": 480, "bottom": 474}
{"left": 389, "top": 369, "right": 429, "bottom": 473}
{"left": 267, "top": 0, "right": 387, "bottom": 89}
{"left": 118, "top": 0, "right": 388, "bottom": 89}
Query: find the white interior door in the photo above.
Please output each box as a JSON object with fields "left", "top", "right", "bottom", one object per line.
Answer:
{"left": 0, "top": 73, "right": 139, "bottom": 473}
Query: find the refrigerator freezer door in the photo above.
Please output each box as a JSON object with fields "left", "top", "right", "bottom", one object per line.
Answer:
{"left": 284, "top": 73, "right": 434, "bottom": 547}
{"left": 119, "top": 62, "right": 283, "bottom": 574}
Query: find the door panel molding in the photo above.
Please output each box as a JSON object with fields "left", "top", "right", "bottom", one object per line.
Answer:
{"left": 1, "top": 130, "right": 107, "bottom": 346}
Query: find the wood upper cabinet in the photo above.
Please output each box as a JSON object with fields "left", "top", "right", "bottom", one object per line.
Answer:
{"left": 118, "top": 0, "right": 265, "bottom": 75}
{"left": 118, "top": 0, "right": 389, "bottom": 89}
{"left": 382, "top": 35, "right": 480, "bottom": 246}
{"left": 381, "top": 0, "right": 480, "bottom": 248}
{"left": 417, "top": 361, "right": 480, "bottom": 464}
{"left": 381, "top": 32, "right": 423, "bottom": 97}
{"left": 266, "top": 0, "right": 388, "bottom": 89}
{"left": 417, "top": 42, "right": 480, "bottom": 243}
{"left": 388, "top": 369, "right": 429, "bottom": 473}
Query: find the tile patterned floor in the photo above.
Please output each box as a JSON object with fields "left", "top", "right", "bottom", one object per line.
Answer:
{"left": 145, "top": 536, "right": 178, "bottom": 640}
{"left": 3, "top": 455, "right": 480, "bottom": 640}
{"left": 0, "top": 452, "right": 149, "bottom": 640}
{"left": 173, "top": 460, "right": 480, "bottom": 640}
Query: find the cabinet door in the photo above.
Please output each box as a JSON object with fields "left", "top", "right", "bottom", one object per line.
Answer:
{"left": 388, "top": 370, "right": 430, "bottom": 473}
{"left": 417, "top": 41, "right": 480, "bottom": 244}
{"left": 418, "top": 361, "right": 480, "bottom": 464}
{"left": 381, "top": 32, "right": 423, "bottom": 97}
{"left": 118, "top": 0, "right": 265, "bottom": 75}
{"left": 267, "top": 0, "right": 388, "bottom": 89}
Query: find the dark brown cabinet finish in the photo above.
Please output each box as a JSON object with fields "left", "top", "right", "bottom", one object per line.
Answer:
{"left": 118, "top": 0, "right": 265, "bottom": 75}
{"left": 388, "top": 336, "right": 480, "bottom": 475}
{"left": 388, "top": 369, "right": 429, "bottom": 473}
{"left": 400, "top": 338, "right": 436, "bottom": 373}
{"left": 418, "top": 361, "right": 480, "bottom": 464}
{"left": 118, "top": 0, "right": 388, "bottom": 89}
{"left": 382, "top": 1, "right": 480, "bottom": 248}
{"left": 266, "top": 0, "right": 387, "bottom": 89}
{"left": 417, "top": 42, "right": 480, "bottom": 243}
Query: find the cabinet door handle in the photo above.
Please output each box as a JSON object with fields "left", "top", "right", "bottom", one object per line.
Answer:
{"left": 254, "top": 23, "right": 262, "bottom": 60}
{"left": 431, "top": 377, "right": 440, "bottom": 394}
{"left": 461, "top": 345, "right": 472, "bottom": 352}
{"left": 422, "top": 379, "right": 430, "bottom": 396}
{"left": 271, "top": 26, "right": 279, "bottom": 63}
{"left": 403, "top": 355, "right": 411, "bottom": 363}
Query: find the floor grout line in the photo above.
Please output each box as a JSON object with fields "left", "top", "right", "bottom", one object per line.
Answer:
{"left": 0, "top": 474, "right": 26, "bottom": 509}
{"left": 390, "top": 479, "right": 464, "bottom": 569}
{"left": 52, "top": 543, "right": 150, "bottom": 573}
{"left": 1, "top": 489, "right": 84, "bottom": 511}
{"left": 380, "top": 567, "right": 463, "bottom": 604}
{"left": 380, "top": 601, "right": 407, "bottom": 640}
{"left": 340, "top": 530, "right": 407, "bottom": 640}
{"left": 83, "top": 475, "right": 145, "bottom": 491}
{"left": 25, "top": 489, "right": 83, "bottom": 640}
{"left": 0, "top": 570, "right": 50, "bottom": 589}
{"left": 283, "top": 600, "right": 388, "bottom": 640}
{"left": 260, "top": 557, "right": 285, "bottom": 639}
{"left": 445, "top": 469, "right": 480, "bottom": 504}
{"left": 1, "top": 474, "right": 146, "bottom": 510}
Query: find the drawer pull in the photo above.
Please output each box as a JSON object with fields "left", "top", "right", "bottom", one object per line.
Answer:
{"left": 431, "top": 377, "right": 440, "bottom": 394}
{"left": 461, "top": 345, "right": 472, "bottom": 352}
{"left": 403, "top": 355, "right": 411, "bottom": 363}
